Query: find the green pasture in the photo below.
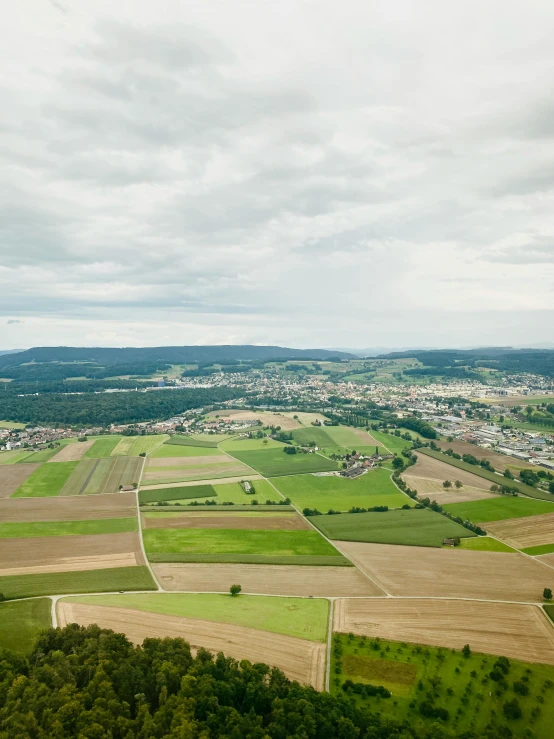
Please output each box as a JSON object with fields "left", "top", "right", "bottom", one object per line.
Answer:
{"left": 312, "top": 508, "right": 473, "bottom": 547}
{"left": 522, "top": 543, "right": 554, "bottom": 556}
{"left": 0, "top": 566, "right": 156, "bottom": 600}
{"left": 128, "top": 435, "right": 168, "bottom": 456}
{"left": 139, "top": 484, "right": 216, "bottom": 504}
{"left": 0, "top": 599, "right": 52, "bottom": 654}
{"left": 459, "top": 536, "right": 516, "bottom": 553}
{"left": 271, "top": 468, "right": 411, "bottom": 512}
{"left": 228, "top": 448, "right": 339, "bottom": 477}
{"left": 0, "top": 450, "right": 36, "bottom": 464}
{"left": 181, "top": 479, "right": 279, "bottom": 505}
{"left": 219, "top": 437, "right": 284, "bottom": 451}
{"left": 0, "top": 420, "right": 25, "bottom": 429}
{"left": 331, "top": 633, "right": 554, "bottom": 737}
{"left": 63, "top": 593, "right": 329, "bottom": 642}
{"left": 12, "top": 461, "right": 79, "bottom": 498}
{"left": 0, "top": 518, "right": 137, "bottom": 539}
{"left": 324, "top": 426, "right": 371, "bottom": 447}
{"left": 150, "top": 443, "right": 226, "bottom": 458}
{"left": 110, "top": 436, "right": 137, "bottom": 456}
{"left": 443, "top": 496, "right": 554, "bottom": 523}
{"left": 291, "top": 427, "right": 337, "bottom": 447}
{"left": 84, "top": 436, "right": 121, "bottom": 458}
{"left": 368, "top": 431, "right": 413, "bottom": 455}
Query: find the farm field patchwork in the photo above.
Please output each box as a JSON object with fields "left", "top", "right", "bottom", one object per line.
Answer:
{"left": 25, "top": 442, "right": 79, "bottom": 463}
{"left": 323, "top": 425, "right": 382, "bottom": 448}
{"left": 110, "top": 436, "right": 138, "bottom": 456}
{"left": 0, "top": 491, "right": 137, "bottom": 522}
{"left": 0, "top": 463, "right": 40, "bottom": 498}
{"left": 153, "top": 562, "right": 385, "bottom": 596}
{"left": 143, "top": 455, "right": 251, "bottom": 485}
{"left": 271, "top": 469, "right": 410, "bottom": 512}
{"left": 84, "top": 436, "right": 122, "bottom": 458}
{"left": 142, "top": 510, "right": 310, "bottom": 531}
{"left": 0, "top": 517, "right": 137, "bottom": 538}
{"left": 0, "top": 599, "right": 52, "bottom": 654}
{"left": 219, "top": 437, "right": 284, "bottom": 451}
{"left": 0, "top": 565, "right": 156, "bottom": 600}
{"left": 443, "top": 496, "right": 554, "bottom": 523}
{"left": 226, "top": 448, "right": 339, "bottom": 477}
{"left": 59, "top": 456, "right": 143, "bottom": 496}
{"left": 150, "top": 443, "right": 228, "bottom": 458}
{"left": 12, "top": 461, "right": 79, "bottom": 497}
{"left": 312, "top": 508, "right": 474, "bottom": 547}
{"left": 48, "top": 440, "right": 94, "bottom": 462}
{"left": 206, "top": 409, "right": 301, "bottom": 430}
{"left": 336, "top": 541, "right": 554, "bottom": 602}
{"left": 127, "top": 435, "right": 168, "bottom": 456}
{"left": 181, "top": 478, "right": 279, "bottom": 505}
{"left": 483, "top": 512, "right": 554, "bottom": 550}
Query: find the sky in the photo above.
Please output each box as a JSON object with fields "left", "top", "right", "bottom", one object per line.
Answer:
{"left": 1, "top": 0, "right": 554, "bottom": 350}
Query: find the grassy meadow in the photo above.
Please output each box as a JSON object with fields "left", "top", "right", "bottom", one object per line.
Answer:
{"left": 227, "top": 448, "right": 339, "bottom": 477}
{"left": 443, "top": 497, "right": 554, "bottom": 523}
{"left": 0, "top": 518, "right": 137, "bottom": 538}
{"left": 0, "top": 599, "right": 52, "bottom": 654}
{"left": 12, "top": 461, "right": 79, "bottom": 498}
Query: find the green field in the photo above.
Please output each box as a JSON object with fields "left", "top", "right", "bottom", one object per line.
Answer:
{"left": 166, "top": 435, "right": 220, "bottom": 448}
{"left": 291, "top": 427, "right": 337, "bottom": 447}
{"left": 219, "top": 437, "right": 284, "bottom": 451}
{"left": 150, "top": 443, "right": 226, "bottom": 458}
{"left": 143, "top": 528, "right": 341, "bottom": 558}
{"left": 128, "top": 435, "right": 168, "bottom": 456}
{"left": 111, "top": 436, "right": 137, "bottom": 456}
{"left": 418, "top": 448, "right": 554, "bottom": 501}
{"left": 443, "top": 496, "right": 554, "bottom": 523}
{"left": 368, "top": 431, "right": 413, "bottom": 455}
{"left": 139, "top": 484, "right": 216, "bottom": 504}
{"left": 62, "top": 593, "right": 329, "bottom": 642}
{"left": 324, "top": 426, "right": 371, "bottom": 447}
{"left": 312, "top": 508, "right": 474, "bottom": 547}
{"left": 59, "top": 456, "right": 143, "bottom": 496}
{"left": 459, "top": 536, "right": 516, "bottom": 552}
{"left": 271, "top": 468, "right": 411, "bottom": 512}
{"left": 0, "top": 599, "right": 52, "bottom": 654}
{"left": 0, "top": 517, "right": 137, "bottom": 538}
{"left": 331, "top": 633, "right": 554, "bottom": 737}
{"left": 84, "top": 436, "right": 121, "bottom": 458}
{"left": 179, "top": 479, "right": 280, "bottom": 505}
{"left": 0, "top": 420, "right": 25, "bottom": 430}
{"left": 27, "top": 443, "right": 80, "bottom": 463}
{"left": 522, "top": 543, "right": 554, "bottom": 556}
{"left": 0, "top": 449, "right": 36, "bottom": 464}
{"left": 12, "top": 461, "right": 79, "bottom": 498}
{"left": 228, "top": 448, "right": 339, "bottom": 477}
{"left": 0, "top": 566, "right": 156, "bottom": 600}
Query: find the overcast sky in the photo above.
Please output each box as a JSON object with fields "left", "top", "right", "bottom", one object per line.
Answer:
{"left": 1, "top": 1, "right": 553, "bottom": 350}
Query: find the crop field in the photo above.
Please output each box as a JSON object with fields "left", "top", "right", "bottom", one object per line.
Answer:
{"left": 337, "top": 542, "right": 554, "bottom": 602}
{"left": 207, "top": 409, "right": 302, "bottom": 430}
{"left": 48, "top": 440, "right": 94, "bottom": 462}
{"left": 0, "top": 517, "right": 137, "bottom": 538}
{"left": 0, "top": 599, "right": 52, "bottom": 654}
{"left": 143, "top": 455, "right": 251, "bottom": 485}
{"left": 84, "top": 436, "right": 121, "bottom": 458}
{"left": 0, "top": 449, "right": 38, "bottom": 465}
{"left": 127, "top": 435, "right": 168, "bottom": 456}
{"left": 324, "top": 426, "right": 382, "bottom": 448}
{"left": 0, "top": 463, "right": 39, "bottom": 498}
{"left": 153, "top": 562, "right": 384, "bottom": 596}
{"left": 26, "top": 441, "right": 81, "bottom": 463}
{"left": 0, "top": 531, "right": 145, "bottom": 577}
{"left": 291, "top": 427, "right": 338, "bottom": 447}
{"left": 12, "top": 461, "right": 79, "bottom": 497}
{"left": 271, "top": 469, "right": 410, "bottom": 512}
{"left": 366, "top": 431, "right": 412, "bottom": 455}
{"left": 459, "top": 536, "right": 516, "bottom": 552}
{"left": 57, "top": 600, "right": 325, "bottom": 689}
{"left": 166, "top": 435, "right": 220, "bottom": 448}
{"left": 0, "top": 565, "right": 155, "bottom": 600}
{"left": 227, "top": 448, "right": 339, "bottom": 477}
{"left": 312, "top": 508, "right": 474, "bottom": 547}
{"left": 0, "top": 491, "right": 137, "bottom": 522}
{"left": 435, "top": 439, "right": 535, "bottom": 471}
{"left": 219, "top": 437, "right": 284, "bottom": 451}
{"left": 330, "top": 632, "right": 554, "bottom": 736}
{"left": 408, "top": 453, "right": 491, "bottom": 491}
{"left": 110, "top": 436, "right": 138, "bottom": 456}
{"left": 142, "top": 510, "right": 310, "bottom": 531}
{"left": 150, "top": 443, "right": 227, "bottom": 458}
{"left": 59, "top": 456, "right": 143, "bottom": 496}
{"left": 443, "top": 496, "right": 554, "bottom": 523}
{"left": 401, "top": 474, "right": 495, "bottom": 504}
{"left": 483, "top": 512, "right": 554, "bottom": 550}
{"left": 139, "top": 484, "right": 215, "bottom": 504}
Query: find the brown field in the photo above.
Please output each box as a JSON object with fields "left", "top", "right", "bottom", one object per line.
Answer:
{"left": 48, "top": 441, "right": 95, "bottom": 462}
{"left": 208, "top": 410, "right": 301, "bottom": 430}
{"left": 143, "top": 512, "right": 310, "bottom": 531}
{"left": 336, "top": 541, "right": 554, "bottom": 602}
{"left": 334, "top": 599, "right": 554, "bottom": 665}
{"left": 153, "top": 563, "right": 385, "bottom": 597}
{"left": 435, "top": 440, "right": 534, "bottom": 471}
{"left": 484, "top": 512, "right": 554, "bottom": 549}
{"left": 0, "top": 463, "right": 39, "bottom": 498}
{"left": 0, "top": 532, "right": 144, "bottom": 576}
{"left": 402, "top": 474, "right": 496, "bottom": 504}
{"left": 0, "top": 492, "right": 136, "bottom": 522}
{"left": 140, "top": 475, "right": 262, "bottom": 490}
{"left": 536, "top": 553, "right": 554, "bottom": 568}
{"left": 57, "top": 603, "right": 325, "bottom": 688}
{"left": 409, "top": 453, "right": 491, "bottom": 490}
{"left": 349, "top": 427, "right": 382, "bottom": 446}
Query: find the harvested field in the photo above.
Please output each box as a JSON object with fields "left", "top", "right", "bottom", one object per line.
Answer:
{"left": 209, "top": 410, "right": 301, "bottom": 430}
{"left": 147, "top": 455, "right": 230, "bottom": 468}
{"left": 143, "top": 511, "right": 310, "bottom": 531}
{"left": 143, "top": 456, "right": 250, "bottom": 485}
{"left": 334, "top": 599, "right": 554, "bottom": 665}
{"left": 153, "top": 563, "right": 385, "bottom": 596}
{"left": 0, "top": 532, "right": 144, "bottom": 576}
{"left": 0, "top": 463, "right": 39, "bottom": 498}
{"left": 60, "top": 457, "right": 143, "bottom": 496}
{"left": 484, "top": 512, "right": 554, "bottom": 549}
{"left": 57, "top": 602, "right": 325, "bottom": 688}
{"left": 140, "top": 474, "right": 262, "bottom": 490}
{"left": 0, "top": 492, "right": 136, "bottom": 522}
{"left": 336, "top": 541, "right": 554, "bottom": 602}
{"left": 435, "top": 439, "right": 535, "bottom": 471}
{"left": 48, "top": 441, "right": 94, "bottom": 462}
{"left": 408, "top": 453, "right": 491, "bottom": 490}
{"left": 402, "top": 474, "right": 496, "bottom": 504}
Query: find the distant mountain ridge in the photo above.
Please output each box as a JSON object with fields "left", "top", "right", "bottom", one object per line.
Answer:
{"left": 0, "top": 345, "right": 355, "bottom": 368}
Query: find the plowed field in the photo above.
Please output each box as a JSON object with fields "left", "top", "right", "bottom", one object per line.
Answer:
{"left": 484, "top": 512, "right": 554, "bottom": 549}
{"left": 408, "top": 454, "right": 490, "bottom": 490}
{"left": 0, "top": 464, "right": 39, "bottom": 498}
{"left": 0, "top": 492, "right": 136, "bottom": 522}
{"left": 57, "top": 603, "right": 325, "bottom": 688}
{"left": 334, "top": 599, "right": 554, "bottom": 665}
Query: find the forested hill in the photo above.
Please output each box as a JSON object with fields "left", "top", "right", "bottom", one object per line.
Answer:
{"left": 0, "top": 345, "right": 354, "bottom": 369}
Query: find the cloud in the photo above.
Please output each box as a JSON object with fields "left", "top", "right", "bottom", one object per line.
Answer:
{"left": 0, "top": 0, "right": 553, "bottom": 348}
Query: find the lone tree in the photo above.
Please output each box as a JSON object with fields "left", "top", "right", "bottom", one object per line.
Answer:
{"left": 544, "top": 588, "right": 552, "bottom": 601}
{"left": 443, "top": 480, "right": 452, "bottom": 489}
{"left": 462, "top": 644, "right": 471, "bottom": 658}
{"left": 230, "top": 584, "right": 242, "bottom": 597}
{"left": 454, "top": 480, "right": 463, "bottom": 489}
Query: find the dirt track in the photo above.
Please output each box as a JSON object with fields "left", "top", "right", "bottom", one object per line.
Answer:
{"left": 152, "top": 562, "right": 385, "bottom": 596}
{"left": 48, "top": 441, "right": 94, "bottom": 462}
{"left": 402, "top": 474, "right": 495, "bottom": 504}
{"left": 336, "top": 541, "right": 554, "bottom": 602}
{"left": 334, "top": 598, "right": 554, "bottom": 665}
{"left": 0, "top": 532, "right": 143, "bottom": 576}
{"left": 143, "top": 513, "right": 310, "bottom": 531}
{"left": 0, "top": 463, "right": 40, "bottom": 498}
{"left": 0, "top": 492, "right": 136, "bottom": 521}
{"left": 484, "top": 512, "right": 554, "bottom": 549}
{"left": 57, "top": 602, "right": 325, "bottom": 689}
{"left": 409, "top": 454, "right": 491, "bottom": 490}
